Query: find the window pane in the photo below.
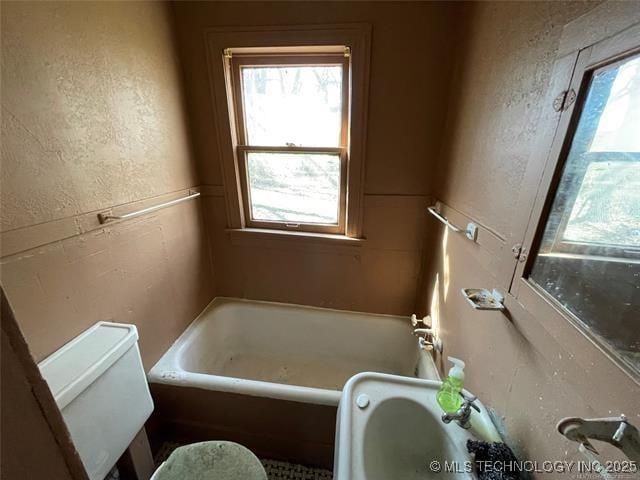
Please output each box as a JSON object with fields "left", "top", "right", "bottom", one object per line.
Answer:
{"left": 530, "top": 54, "right": 640, "bottom": 375}
{"left": 246, "top": 152, "right": 340, "bottom": 224}
{"left": 562, "top": 160, "right": 640, "bottom": 247}
{"left": 241, "top": 66, "right": 343, "bottom": 147}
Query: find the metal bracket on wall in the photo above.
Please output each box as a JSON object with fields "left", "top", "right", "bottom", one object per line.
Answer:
{"left": 511, "top": 243, "right": 528, "bottom": 262}
{"left": 553, "top": 88, "right": 577, "bottom": 112}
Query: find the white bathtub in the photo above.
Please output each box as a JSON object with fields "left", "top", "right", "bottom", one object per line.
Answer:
{"left": 149, "top": 298, "right": 438, "bottom": 406}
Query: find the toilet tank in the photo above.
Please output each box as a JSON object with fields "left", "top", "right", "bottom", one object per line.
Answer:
{"left": 39, "top": 322, "right": 154, "bottom": 480}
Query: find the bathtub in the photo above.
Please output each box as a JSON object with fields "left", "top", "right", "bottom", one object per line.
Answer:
{"left": 147, "top": 297, "right": 438, "bottom": 466}
{"left": 149, "top": 297, "right": 437, "bottom": 405}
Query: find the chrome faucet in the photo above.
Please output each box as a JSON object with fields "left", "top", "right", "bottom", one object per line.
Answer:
{"left": 441, "top": 391, "right": 480, "bottom": 429}
{"left": 413, "top": 328, "right": 434, "bottom": 337}
{"left": 413, "top": 328, "right": 443, "bottom": 353}
{"left": 410, "top": 314, "right": 431, "bottom": 327}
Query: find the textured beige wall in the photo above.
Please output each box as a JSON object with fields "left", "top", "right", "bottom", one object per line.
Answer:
{"left": 1, "top": 0, "right": 196, "bottom": 232}
{"left": 172, "top": 1, "right": 458, "bottom": 314}
{"left": 435, "top": 1, "right": 599, "bottom": 235}
{"left": 0, "top": 1, "right": 215, "bottom": 368}
{"left": 205, "top": 194, "right": 429, "bottom": 314}
{"left": 1, "top": 201, "right": 214, "bottom": 368}
{"left": 425, "top": 0, "right": 640, "bottom": 464}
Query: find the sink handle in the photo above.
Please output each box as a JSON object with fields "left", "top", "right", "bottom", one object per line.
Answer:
{"left": 460, "top": 391, "right": 481, "bottom": 412}
{"left": 442, "top": 392, "right": 480, "bottom": 429}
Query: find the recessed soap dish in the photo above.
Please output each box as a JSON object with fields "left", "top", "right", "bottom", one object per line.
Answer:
{"left": 461, "top": 288, "right": 505, "bottom": 311}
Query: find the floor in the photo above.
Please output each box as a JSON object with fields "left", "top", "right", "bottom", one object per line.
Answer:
{"left": 260, "top": 459, "right": 333, "bottom": 480}
{"left": 155, "top": 442, "right": 333, "bottom": 480}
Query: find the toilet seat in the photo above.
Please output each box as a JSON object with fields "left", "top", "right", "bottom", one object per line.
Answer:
{"left": 151, "top": 441, "right": 267, "bottom": 480}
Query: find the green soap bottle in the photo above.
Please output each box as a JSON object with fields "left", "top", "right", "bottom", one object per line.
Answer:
{"left": 436, "top": 357, "right": 466, "bottom": 413}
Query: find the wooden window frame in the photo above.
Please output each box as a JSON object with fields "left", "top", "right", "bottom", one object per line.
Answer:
{"left": 205, "top": 25, "right": 371, "bottom": 239}
{"left": 230, "top": 53, "right": 349, "bottom": 235}
{"left": 510, "top": 23, "right": 640, "bottom": 380}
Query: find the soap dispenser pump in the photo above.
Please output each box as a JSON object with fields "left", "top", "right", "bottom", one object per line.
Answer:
{"left": 436, "top": 357, "right": 465, "bottom": 413}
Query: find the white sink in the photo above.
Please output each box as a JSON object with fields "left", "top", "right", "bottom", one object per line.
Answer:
{"left": 333, "top": 372, "right": 501, "bottom": 480}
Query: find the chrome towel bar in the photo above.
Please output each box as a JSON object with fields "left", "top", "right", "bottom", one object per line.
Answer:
{"left": 427, "top": 206, "right": 462, "bottom": 233}
{"left": 98, "top": 191, "right": 201, "bottom": 224}
{"left": 427, "top": 205, "right": 478, "bottom": 241}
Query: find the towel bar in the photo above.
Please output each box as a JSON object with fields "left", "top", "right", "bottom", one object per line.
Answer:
{"left": 98, "top": 191, "right": 200, "bottom": 224}
{"left": 427, "top": 205, "right": 478, "bottom": 241}
{"left": 427, "top": 206, "right": 462, "bottom": 233}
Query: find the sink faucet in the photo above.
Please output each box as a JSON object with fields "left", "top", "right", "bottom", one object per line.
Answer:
{"left": 441, "top": 391, "right": 480, "bottom": 429}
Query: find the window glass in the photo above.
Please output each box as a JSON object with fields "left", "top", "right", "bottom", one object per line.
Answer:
{"left": 241, "top": 65, "right": 343, "bottom": 147}
{"left": 562, "top": 161, "right": 640, "bottom": 247}
{"left": 530, "top": 53, "right": 640, "bottom": 374}
{"left": 246, "top": 152, "right": 340, "bottom": 224}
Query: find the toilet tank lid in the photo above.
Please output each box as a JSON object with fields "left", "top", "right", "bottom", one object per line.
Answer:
{"left": 39, "top": 322, "right": 139, "bottom": 410}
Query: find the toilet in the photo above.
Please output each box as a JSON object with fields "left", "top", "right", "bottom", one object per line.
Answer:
{"left": 151, "top": 441, "right": 266, "bottom": 480}
{"left": 38, "top": 322, "right": 266, "bottom": 480}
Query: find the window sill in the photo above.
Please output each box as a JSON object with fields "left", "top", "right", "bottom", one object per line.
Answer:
{"left": 225, "top": 228, "right": 366, "bottom": 251}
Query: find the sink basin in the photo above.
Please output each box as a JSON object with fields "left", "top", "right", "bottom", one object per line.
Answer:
{"left": 334, "top": 372, "right": 501, "bottom": 480}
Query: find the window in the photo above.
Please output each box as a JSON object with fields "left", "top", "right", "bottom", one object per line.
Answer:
{"left": 528, "top": 52, "right": 640, "bottom": 374}
{"left": 227, "top": 48, "right": 349, "bottom": 234}
{"left": 536, "top": 54, "right": 640, "bottom": 259}
{"left": 206, "top": 26, "right": 370, "bottom": 239}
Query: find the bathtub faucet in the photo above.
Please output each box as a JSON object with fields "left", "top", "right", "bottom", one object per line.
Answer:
{"left": 441, "top": 391, "right": 480, "bottom": 429}
{"left": 413, "top": 328, "right": 434, "bottom": 337}
{"left": 413, "top": 328, "right": 443, "bottom": 353}
{"left": 410, "top": 314, "right": 431, "bottom": 327}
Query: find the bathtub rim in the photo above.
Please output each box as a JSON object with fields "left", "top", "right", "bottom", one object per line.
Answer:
{"left": 147, "top": 296, "right": 436, "bottom": 407}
